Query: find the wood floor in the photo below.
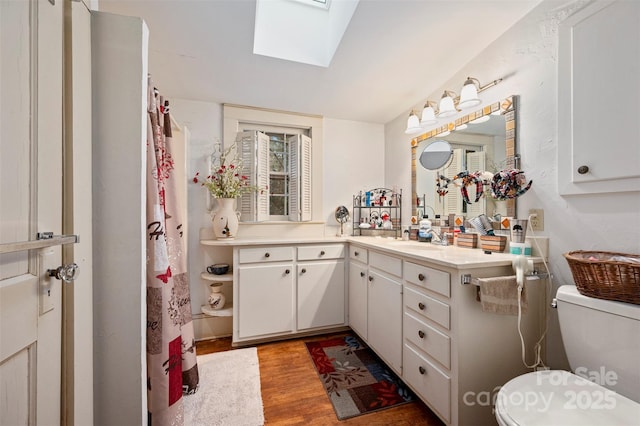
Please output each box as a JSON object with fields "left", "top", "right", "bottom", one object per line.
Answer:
{"left": 196, "top": 333, "right": 444, "bottom": 425}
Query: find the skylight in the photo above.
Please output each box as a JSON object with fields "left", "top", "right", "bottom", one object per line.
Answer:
{"left": 253, "top": 0, "right": 359, "bottom": 68}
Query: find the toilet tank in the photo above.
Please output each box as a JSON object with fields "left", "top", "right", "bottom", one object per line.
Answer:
{"left": 556, "top": 285, "right": 640, "bottom": 402}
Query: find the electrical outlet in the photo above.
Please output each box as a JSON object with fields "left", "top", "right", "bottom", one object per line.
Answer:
{"left": 529, "top": 209, "right": 544, "bottom": 231}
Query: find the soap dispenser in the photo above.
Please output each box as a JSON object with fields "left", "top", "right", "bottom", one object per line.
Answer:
{"left": 418, "top": 215, "right": 432, "bottom": 242}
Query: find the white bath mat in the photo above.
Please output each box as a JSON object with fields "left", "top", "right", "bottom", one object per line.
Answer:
{"left": 184, "top": 347, "right": 264, "bottom": 426}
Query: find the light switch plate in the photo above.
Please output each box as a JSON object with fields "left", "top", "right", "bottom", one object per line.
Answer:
{"left": 529, "top": 209, "right": 544, "bottom": 231}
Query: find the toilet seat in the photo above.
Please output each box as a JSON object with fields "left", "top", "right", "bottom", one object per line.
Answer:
{"left": 495, "top": 370, "right": 640, "bottom": 426}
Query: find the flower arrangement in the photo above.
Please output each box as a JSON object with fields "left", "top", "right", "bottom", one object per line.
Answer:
{"left": 193, "top": 141, "right": 262, "bottom": 198}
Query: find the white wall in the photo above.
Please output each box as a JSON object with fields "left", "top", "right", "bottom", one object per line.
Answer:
{"left": 323, "top": 118, "right": 385, "bottom": 235}
{"left": 91, "top": 12, "right": 147, "bottom": 425}
{"left": 385, "top": 0, "right": 640, "bottom": 369}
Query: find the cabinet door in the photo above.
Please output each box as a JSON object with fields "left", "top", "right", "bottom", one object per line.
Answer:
{"left": 368, "top": 270, "right": 402, "bottom": 373}
{"left": 237, "top": 263, "right": 294, "bottom": 339}
{"left": 297, "top": 260, "right": 345, "bottom": 330}
{"left": 558, "top": 0, "right": 640, "bottom": 194}
{"left": 348, "top": 261, "right": 368, "bottom": 340}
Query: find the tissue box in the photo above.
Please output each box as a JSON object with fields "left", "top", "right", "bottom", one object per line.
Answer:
{"left": 456, "top": 233, "right": 478, "bottom": 248}
{"left": 480, "top": 235, "right": 507, "bottom": 252}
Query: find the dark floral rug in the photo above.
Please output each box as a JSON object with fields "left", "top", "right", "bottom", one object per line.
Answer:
{"left": 304, "top": 335, "right": 414, "bottom": 420}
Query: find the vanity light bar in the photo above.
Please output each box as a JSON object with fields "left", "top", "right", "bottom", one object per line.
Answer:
{"left": 406, "top": 76, "right": 504, "bottom": 134}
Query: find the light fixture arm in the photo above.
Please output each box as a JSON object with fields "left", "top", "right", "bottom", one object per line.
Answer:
{"left": 476, "top": 77, "right": 503, "bottom": 94}
{"left": 442, "top": 90, "right": 457, "bottom": 99}
{"left": 423, "top": 100, "right": 438, "bottom": 110}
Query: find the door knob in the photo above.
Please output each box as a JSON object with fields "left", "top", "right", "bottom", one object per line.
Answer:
{"left": 48, "top": 263, "right": 79, "bottom": 283}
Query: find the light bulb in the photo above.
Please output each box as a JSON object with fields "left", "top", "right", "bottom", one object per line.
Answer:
{"left": 405, "top": 111, "right": 422, "bottom": 134}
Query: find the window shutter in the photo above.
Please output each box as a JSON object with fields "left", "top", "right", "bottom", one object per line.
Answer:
{"left": 287, "top": 134, "right": 312, "bottom": 222}
{"left": 238, "top": 131, "right": 255, "bottom": 222}
{"left": 299, "top": 134, "right": 312, "bottom": 221}
{"left": 255, "top": 131, "right": 269, "bottom": 221}
{"left": 466, "top": 151, "right": 486, "bottom": 218}
{"left": 288, "top": 135, "right": 300, "bottom": 221}
{"left": 238, "top": 130, "right": 269, "bottom": 222}
{"left": 443, "top": 148, "right": 463, "bottom": 216}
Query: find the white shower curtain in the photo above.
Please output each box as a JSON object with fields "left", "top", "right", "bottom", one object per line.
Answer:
{"left": 146, "top": 77, "right": 199, "bottom": 425}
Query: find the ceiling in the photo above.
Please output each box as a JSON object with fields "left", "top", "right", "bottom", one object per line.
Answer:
{"left": 98, "top": 0, "right": 542, "bottom": 124}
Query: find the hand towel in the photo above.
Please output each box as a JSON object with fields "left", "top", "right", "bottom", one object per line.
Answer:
{"left": 478, "top": 275, "right": 527, "bottom": 315}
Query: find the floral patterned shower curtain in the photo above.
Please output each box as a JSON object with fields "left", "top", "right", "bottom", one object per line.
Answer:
{"left": 146, "top": 77, "right": 199, "bottom": 425}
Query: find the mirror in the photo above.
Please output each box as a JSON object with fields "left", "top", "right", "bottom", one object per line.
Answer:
{"left": 335, "top": 205, "right": 350, "bottom": 223}
{"left": 419, "top": 140, "right": 453, "bottom": 170}
{"left": 411, "top": 96, "right": 518, "bottom": 220}
{"left": 335, "top": 205, "right": 350, "bottom": 236}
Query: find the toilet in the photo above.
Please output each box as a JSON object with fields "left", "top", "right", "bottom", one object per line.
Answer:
{"left": 495, "top": 285, "right": 640, "bottom": 425}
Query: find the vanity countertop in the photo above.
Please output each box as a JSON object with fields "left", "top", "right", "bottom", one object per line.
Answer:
{"left": 200, "top": 236, "right": 348, "bottom": 246}
{"left": 202, "top": 235, "right": 539, "bottom": 270}
{"left": 346, "top": 236, "right": 539, "bottom": 270}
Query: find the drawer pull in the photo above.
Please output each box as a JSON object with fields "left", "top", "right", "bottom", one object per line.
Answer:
{"left": 320, "top": 250, "right": 325, "bottom": 256}
{"left": 419, "top": 366, "right": 426, "bottom": 375}
{"left": 360, "top": 272, "right": 365, "bottom": 277}
{"left": 418, "top": 302, "right": 426, "bottom": 310}
{"left": 368, "top": 276, "right": 373, "bottom": 282}
{"left": 418, "top": 330, "right": 425, "bottom": 339}
{"left": 285, "top": 269, "right": 290, "bottom": 274}
{"left": 265, "top": 252, "right": 270, "bottom": 258}
{"left": 418, "top": 273, "right": 425, "bottom": 281}
{"left": 301, "top": 268, "right": 307, "bottom": 274}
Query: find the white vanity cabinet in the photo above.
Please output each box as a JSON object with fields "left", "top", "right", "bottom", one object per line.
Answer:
{"left": 400, "top": 257, "right": 543, "bottom": 426}
{"left": 348, "top": 244, "right": 403, "bottom": 374}
{"left": 233, "top": 242, "right": 347, "bottom": 344}
{"left": 402, "top": 261, "right": 453, "bottom": 423}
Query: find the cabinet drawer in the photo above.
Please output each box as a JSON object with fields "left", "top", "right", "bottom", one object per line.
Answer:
{"left": 349, "top": 245, "right": 368, "bottom": 263}
{"left": 369, "top": 251, "right": 402, "bottom": 277}
{"left": 404, "top": 286, "right": 450, "bottom": 330}
{"left": 238, "top": 246, "right": 293, "bottom": 264}
{"left": 297, "top": 244, "right": 345, "bottom": 261}
{"left": 404, "top": 262, "right": 450, "bottom": 297}
{"left": 403, "top": 344, "right": 451, "bottom": 423}
{"left": 404, "top": 311, "right": 450, "bottom": 369}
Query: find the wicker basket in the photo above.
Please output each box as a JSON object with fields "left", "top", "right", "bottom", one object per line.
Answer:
{"left": 563, "top": 251, "right": 640, "bottom": 305}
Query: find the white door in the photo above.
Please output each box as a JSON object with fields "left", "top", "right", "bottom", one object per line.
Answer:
{"left": 0, "top": 0, "right": 65, "bottom": 424}
{"left": 237, "top": 263, "right": 294, "bottom": 339}
{"left": 347, "top": 261, "right": 368, "bottom": 340}
{"left": 63, "top": 1, "right": 94, "bottom": 424}
{"left": 367, "top": 270, "right": 402, "bottom": 373}
{"left": 297, "top": 260, "right": 345, "bottom": 330}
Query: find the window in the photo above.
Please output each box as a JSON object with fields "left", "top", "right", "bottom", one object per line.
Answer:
{"left": 234, "top": 127, "right": 312, "bottom": 222}
{"left": 223, "top": 104, "right": 323, "bottom": 223}
{"left": 266, "top": 132, "right": 291, "bottom": 218}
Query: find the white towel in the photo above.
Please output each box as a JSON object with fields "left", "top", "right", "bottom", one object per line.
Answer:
{"left": 478, "top": 275, "right": 527, "bottom": 315}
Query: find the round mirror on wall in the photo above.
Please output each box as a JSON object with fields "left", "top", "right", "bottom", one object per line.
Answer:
{"left": 419, "top": 140, "right": 453, "bottom": 170}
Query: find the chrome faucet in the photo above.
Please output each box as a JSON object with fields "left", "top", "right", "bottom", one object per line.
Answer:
{"left": 430, "top": 229, "right": 449, "bottom": 246}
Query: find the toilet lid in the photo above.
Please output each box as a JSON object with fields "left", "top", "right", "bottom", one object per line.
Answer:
{"left": 496, "top": 370, "right": 640, "bottom": 426}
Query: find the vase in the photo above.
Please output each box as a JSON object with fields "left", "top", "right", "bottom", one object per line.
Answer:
{"left": 208, "top": 283, "right": 226, "bottom": 310}
{"left": 212, "top": 197, "right": 239, "bottom": 240}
